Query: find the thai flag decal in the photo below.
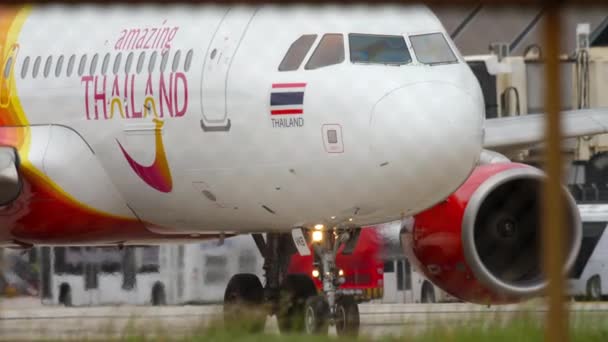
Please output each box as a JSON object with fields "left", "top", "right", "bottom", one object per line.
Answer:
{"left": 270, "top": 83, "right": 306, "bottom": 116}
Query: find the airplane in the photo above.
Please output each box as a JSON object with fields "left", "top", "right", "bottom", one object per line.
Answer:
{"left": 0, "top": 3, "right": 607, "bottom": 336}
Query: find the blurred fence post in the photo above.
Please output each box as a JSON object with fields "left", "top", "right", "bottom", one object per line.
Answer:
{"left": 542, "top": 2, "right": 568, "bottom": 342}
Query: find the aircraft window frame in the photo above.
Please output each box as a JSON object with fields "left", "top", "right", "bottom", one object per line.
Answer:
{"left": 43, "top": 56, "right": 52, "bottom": 78}
{"left": 125, "top": 52, "right": 134, "bottom": 74}
{"left": 20, "top": 56, "right": 29, "bottom": 79}
{"left": 348, "top": 33, "right": 412, "bottom": 66}
{"left": 78, "top": 55, "right": 87, "bottom": 76}
{"left": 148, "top": 51, "right": 157, "bottom": 73}
{"left": 305, "top": 33, "right": 345, "bottom": 70}
{"left": 32, "top": 56, "right": 41, "bottom": 78}
{"left": 160, "top": 51, "right": 169, "bottom": 72}
{"left": 279, "top": 34, "right": 318, "bottom": 72}
{"left": 409, "top": 32, "right": 458, "bottom": 66}
{"left": 66, "top": 55, "right": 75, "bottom": 77}
{"left": 55, "top": 55, "right": 64, "bottom": 77}
{"left": 89, "top": 53, "right": 98, "bottom": 75}
{"left": 184, "top": 49, "right": 193, "bottom": 72}
{"left": 113, "top": 53, "right": 122, "bottom": 75}
{"left": 172, "top": 50, "right": 181, "bottom": 72}
{"left": 136, "top": 52, "right": 145, "bottom": 74}
{"left": 101, "top": 53, "right": 110, "bottom": 75}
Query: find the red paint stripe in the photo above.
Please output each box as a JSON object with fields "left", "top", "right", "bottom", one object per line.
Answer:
{"left": 271, "top": 109, "right": 303, "bottom": 115}
{"left": 272, "top": 83, "right": 307, "bottom": 89}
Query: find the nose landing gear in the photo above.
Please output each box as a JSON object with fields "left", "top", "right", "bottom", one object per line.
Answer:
{"left": 307, "top": 227, "right": 361, "bottom": 336}
{"left": 223, "top": 227, "right": 361, "bottom": 336}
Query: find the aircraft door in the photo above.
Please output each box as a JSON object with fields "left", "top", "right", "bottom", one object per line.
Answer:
{"left": 200, "top": 7, "right": 256, "bottom": 132}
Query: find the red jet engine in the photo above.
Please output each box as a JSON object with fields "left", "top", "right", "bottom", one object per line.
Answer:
{"left": 403, "top": 162, "right": 581, "bottom": 304}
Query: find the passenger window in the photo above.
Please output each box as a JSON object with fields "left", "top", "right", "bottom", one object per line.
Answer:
{"left": 32, "top": 56, "right": 41, "bottom": 78}
{"left": 136, "top": 52, "right": 145, "bottom": 74}
{"left": 172, "top": 50, "right": 181, "bottom": 72}
{"left": 160, "top": 51, "right": 169, "bottom": 72}
{"left": 184, "top": 49, "right": 193, "bottom": 72}
{"left": 2, "top": 57, "right": 12, "bottom": 81}
{"left": 349, "top": 34, "right": 411, "bottom": 65}
{"left": 78, "top": 55, "right": 87, "bottom": 76}
{"left": 125, "top": 52, "right": 134, "bottom": 74}
{"left": 89, "top": 53, "right": 98, "bottom": 75}
{"left": 55, "top": 55, "right": 64, "bottom": 77}
{"left": 383, "top": 261, "right": 394, "bottom": 273}
{"left": 305, "top": 34, "right": 344, "bottom": 70}
{"left": 279, "top": 34, "right": 317, "bottom": 71}
{"left": 21, "top": 56, "right": 29, "bottom": 79}
{"left": 101, "top": 53, "right": 110, "bottom": 75}
{"left": 409, "top": 33, "right": 457, "bottom": 65}
{"left": 148, "top": 51, "right": 157, "bottom": 73}
{"left": 66, "top": 55, "right": 75, "bottom": 77}
{"left": 570, "top": 222, "right": 607, "bottom": 278}
{"left": 43, "top": 56, "right": 52, "bottom": 78}
{"left": 113, "top": 53, "right": 122, "bottom": 75}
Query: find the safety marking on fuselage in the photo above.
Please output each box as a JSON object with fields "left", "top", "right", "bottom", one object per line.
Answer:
{"left": 270, "top": 83, "right": 306, "bottom": 128}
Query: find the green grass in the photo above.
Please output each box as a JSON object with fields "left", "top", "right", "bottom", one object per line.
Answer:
{"left": 112, "top": 311, "right": 608, "bottom": 342}
{"left": 10, "top": 303, "right": 608, "bottom": 341}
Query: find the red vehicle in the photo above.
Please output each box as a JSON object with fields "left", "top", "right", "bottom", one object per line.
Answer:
{"left": 287, "top": 227, "right": 384, "bottom": 302}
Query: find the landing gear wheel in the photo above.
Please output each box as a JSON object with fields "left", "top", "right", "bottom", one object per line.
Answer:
{"left": 335, "top": 295, "right": 360, "bottom": 336}
{"left": 587, "top": 276, "right": 602, "bottom": 301}
{"left": 277, "top": 275, "right": 316, "bottom": 333}
{"left": 58, "top": 284, "right": 72, "bottom": 307}
{"left": 304, "top": 296, "right": 329, "bottom": 335}
{"left": 151, "top": 283, "right": 167, "bottom": 306}
{"left": 224, "top": 274, "right": 266, "bottom": 332}
{"left": 421, "top": 281, "right": 436, "bottom": 303}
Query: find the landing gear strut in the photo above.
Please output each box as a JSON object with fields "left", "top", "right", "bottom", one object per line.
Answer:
{"left": 307, "top": 227, "right": 361, "bottom": 336}
{"left": 222, "top": 228, "right": 361, "bottom": 336}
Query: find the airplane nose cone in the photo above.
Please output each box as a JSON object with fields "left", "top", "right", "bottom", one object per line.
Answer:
{"left": 369, "top": 82, "right": 483, "bottom": 211}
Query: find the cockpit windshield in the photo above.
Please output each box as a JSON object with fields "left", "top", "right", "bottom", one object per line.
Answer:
{"left": 409, "top": 33, "right": 458, "bottom": 65}
{"left": 278, "top": 32, "right": 458, "bottom": 71}
{"left": 349, "top": 34, "right": 412, "bottom": 65}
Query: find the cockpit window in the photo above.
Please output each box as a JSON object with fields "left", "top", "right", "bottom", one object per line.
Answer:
{"left": 305, "top": 34, "right": 344, "bottom": 70}
{"left": 349, "top": 34, "right": 411, "bottom": 65}
{"left": 409, "top": 33, "right": 457, "bottom": 65}
{"left": 279, "top": 35, "right": 317, "bottom": 71}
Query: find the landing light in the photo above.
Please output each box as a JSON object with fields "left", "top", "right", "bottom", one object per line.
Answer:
{"left": 312, "top": 230, "right": 323, "bottom": 242}
{"left": 312, "top": 269, "right": 320, "bottom": 278}
{"left": 314, "top": 224, "right": 324, "bottom": 230}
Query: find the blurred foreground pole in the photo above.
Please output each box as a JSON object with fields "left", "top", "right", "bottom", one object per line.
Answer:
{"left": 542, "top": 2, "right": 568, "bottom": 342}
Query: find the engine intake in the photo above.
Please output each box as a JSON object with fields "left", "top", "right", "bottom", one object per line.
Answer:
{"left": 406, "top": 163, "right": 581, "bottom": 304}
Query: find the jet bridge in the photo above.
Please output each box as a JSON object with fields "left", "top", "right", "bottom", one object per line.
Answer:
{"left": 464, "top": 21, "right": 608, "bottom": 163}
{"left": 433, "top": 5, "right": 607, "bottom": 56}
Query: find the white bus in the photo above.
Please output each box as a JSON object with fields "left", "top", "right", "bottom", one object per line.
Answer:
{"left": 568, "top": 204, "right": 608, "bottom": 300}
{"left": 377, "top": 220, "right": 454, "bottom": 304}
{"left": 381, "top": 257, "right": 454, "bottom": 303}
{"left": 39, "top": 225, "right": 450, "bottom": 306}
{"left": 40, "top": 236, "right": 263, "bottom": 306}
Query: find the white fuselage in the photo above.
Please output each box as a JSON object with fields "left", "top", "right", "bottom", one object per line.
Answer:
{"left": 8, "top": 5, "right": 484, "bottom": 236}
